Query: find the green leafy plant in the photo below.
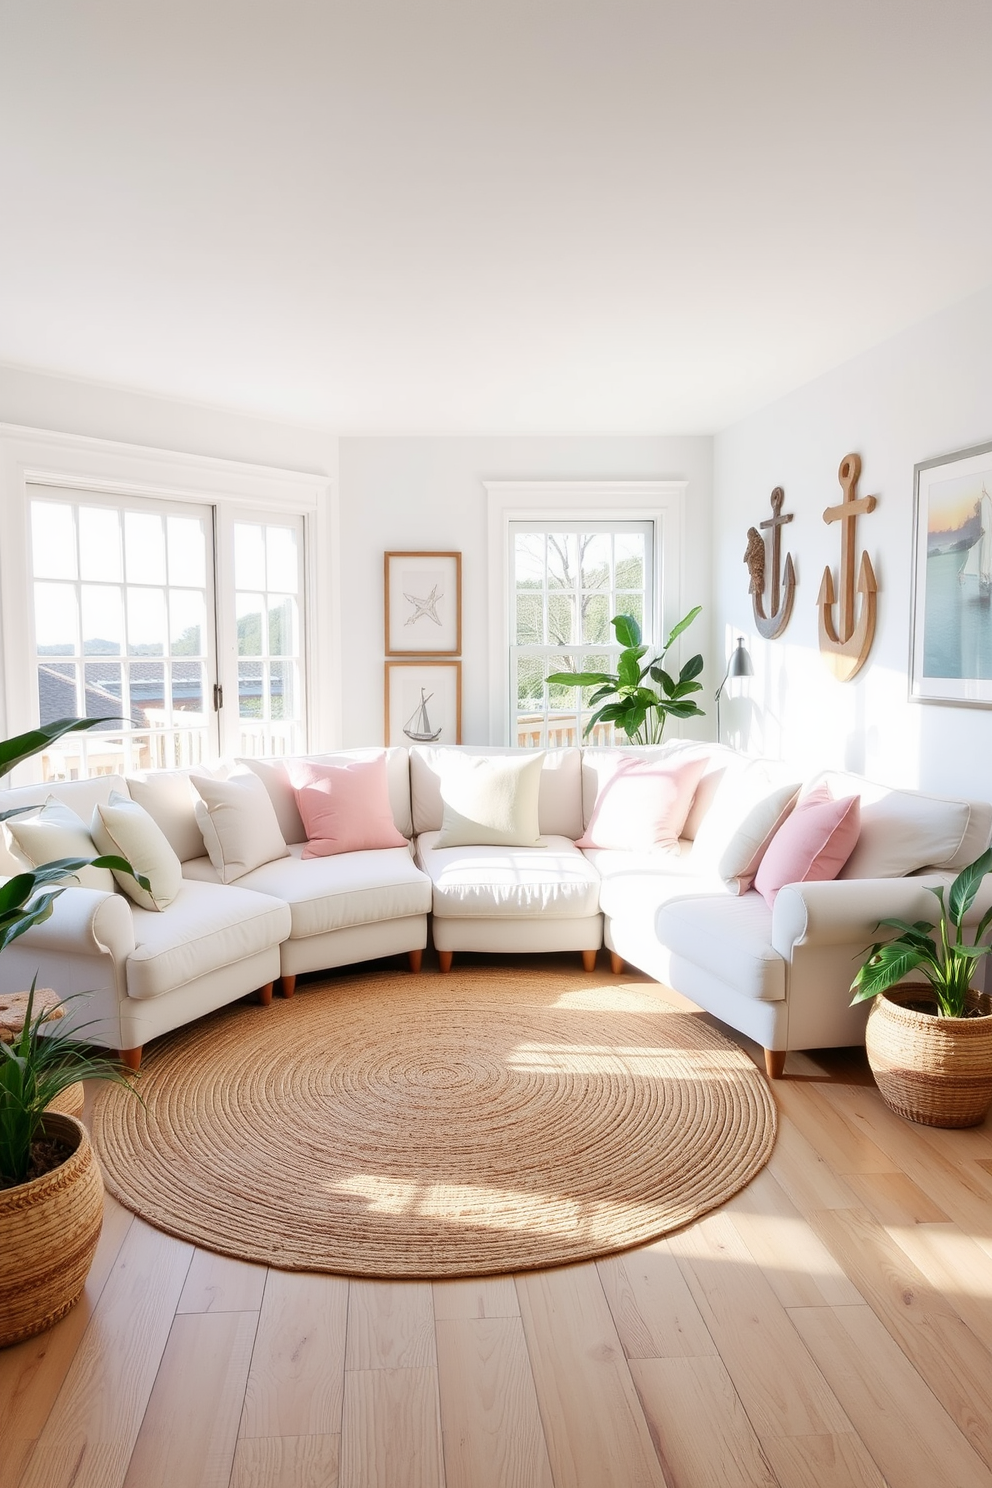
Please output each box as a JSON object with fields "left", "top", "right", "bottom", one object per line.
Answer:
{"left": 0, "top": 717, "right": 148, "bottom": 1187}
{"left": 850, "top": 847, "right": 992, "bottom": 1018}
{"left": 0, "top": 982, "right": 136, "bottom": 1186}
{"left": 546, "top": 607, "right": 705, "bottom": 746}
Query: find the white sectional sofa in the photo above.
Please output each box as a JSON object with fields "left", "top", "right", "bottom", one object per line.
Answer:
{"left": 1, "top": 740, "right": 988, "bottom": 1079}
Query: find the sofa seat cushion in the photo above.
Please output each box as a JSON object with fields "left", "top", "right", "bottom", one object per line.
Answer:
{"left": 584, "top": 846, "right": 734, "bottom": 919}
{"left": 127, "top": 881, "right": 291, "bottom": 1001}
{"left": 417, "top": 831, "right": 601, "bottom": 919}
{"left": 186, "top": 843, "right": 431, "bottom": 939}
{"left": 654, "top": 890, "right": 785, "bottom": 1003}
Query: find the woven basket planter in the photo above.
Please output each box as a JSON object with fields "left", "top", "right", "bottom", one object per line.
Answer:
{"left": 866, "top": 985, "right": 992, "bottom": 1129}
{"left": 0, "top": 1113, "right": 104, "bottom": 1347}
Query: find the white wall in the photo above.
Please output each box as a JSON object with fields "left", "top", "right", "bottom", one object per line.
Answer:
{"left": 713, "top": 282, "right": 992, "bottom": 797}
{"left": 338, "top": 436, "right": 713, "bottom": 745}
{"left": 0, "top": 368, "right": 713, "bottom": 751}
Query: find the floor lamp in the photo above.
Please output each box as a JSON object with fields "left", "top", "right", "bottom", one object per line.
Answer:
{"left": 715, "top": 637, "right": 754, "bottom": 741}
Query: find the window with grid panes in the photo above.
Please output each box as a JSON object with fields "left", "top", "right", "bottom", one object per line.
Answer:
{"left": 509, "top": 522, "right": 653, "bottom": 748}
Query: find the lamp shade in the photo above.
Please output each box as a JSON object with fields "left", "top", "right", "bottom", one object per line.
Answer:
{"left": 727, "top": 638, "right": 754, "bottom": 681}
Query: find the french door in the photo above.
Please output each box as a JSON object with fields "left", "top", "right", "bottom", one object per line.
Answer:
{"left": 28, "top": 486, "right": 306, "bottom": 778}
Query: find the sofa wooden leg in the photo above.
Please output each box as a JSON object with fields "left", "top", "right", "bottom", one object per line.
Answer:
{"left": 408, "top": 949, "right": 423, "bottom": 973}
{"left": 438, "top": 951, "right": 453, "bottom": 973}
{"left": 257, "top": 982, "right": 274, "bottom": 1006}
{"left": 119, "top": 1047, "right": 142, "bottom": 1071}
{"left": 581, "top": 949, "right": 597, "bottom": 973}
{"left": 609, "top": 952, "right": 624, "bottom": 975}
{"left": 281, "top": 975, "right": 296, "bottom": 999}
{"left": 764, "top": 1048, "right": 787, "bottom": 1080}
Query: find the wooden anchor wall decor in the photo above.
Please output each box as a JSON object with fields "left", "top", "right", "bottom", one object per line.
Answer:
{"left": 744, "top": 486, "right": 796, "bottom": 638}
{"left": 817, "top": 452, "right": 878, "bottom": 681}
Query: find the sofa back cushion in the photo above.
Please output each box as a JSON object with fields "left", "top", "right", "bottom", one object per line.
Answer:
{"left": 810, "top": 771, "right": 988, "bottom": 878}
{"left": 242, "top": 749, "right": 414, "bottom": 843}
{"left": 411, "top": 746, "right": 582, "bottom": 838}
{"left": 125, "top": 768, "right": 224, "bottom": 863}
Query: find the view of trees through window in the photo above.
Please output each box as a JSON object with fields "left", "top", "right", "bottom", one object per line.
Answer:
{"left": 511, "top": 523, "right": 652, "bottom": 747}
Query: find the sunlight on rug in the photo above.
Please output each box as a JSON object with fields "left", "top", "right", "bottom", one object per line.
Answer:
{"left": 89, "top": 965, "right": 777, "bottom": 1277}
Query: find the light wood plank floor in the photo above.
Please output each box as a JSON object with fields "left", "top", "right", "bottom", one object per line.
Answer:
{"left": 5, "top": 956, "right": 992, "bottom": 1488}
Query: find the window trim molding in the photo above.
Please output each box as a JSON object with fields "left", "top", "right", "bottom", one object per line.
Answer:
{"left": 0, "top": 422, "right": 335, "bottom": 755}
{"left": 484, "top": 479, "right": 687, "bottom": 744}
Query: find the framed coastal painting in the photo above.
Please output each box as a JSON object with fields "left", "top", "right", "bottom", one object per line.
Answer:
{"left": 384, "top": 551, "right": 462, "bottom": 656}
{"left": 385, "top": 661, "right": 462, "bottom": 746}
{"left": 910, "top": 440, "right": 992, "bottom": 706}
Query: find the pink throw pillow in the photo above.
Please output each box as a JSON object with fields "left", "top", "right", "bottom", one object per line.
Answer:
{"left": 576, "top": 755, "right": 707, "bottom": 853}
{"left": 288, "top": 756, "right": 407, "bottom": 858}
{"left": 754, "top": 785, "right": 860, "bottom": 907}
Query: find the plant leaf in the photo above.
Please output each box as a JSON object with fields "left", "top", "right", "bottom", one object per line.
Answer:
{"left": 662, "top": 605, "right": 702, "bottom": 652}
{"left": 679, "top": 653, "right": 704, "bottom": 682}
{"left": 0, "top": 717, "right": 124, "bottom": 780}
{"left": 546, "top": 671, "right": 615, "bottom": 688}
{"left": 949, "top": 847, "right": 992, "bottom": 927}
{"left": 612, "top": 614, "right": 641, "bottom": 648}
{"left": 850, "top": 942, "right": 929, "bottom": 1002}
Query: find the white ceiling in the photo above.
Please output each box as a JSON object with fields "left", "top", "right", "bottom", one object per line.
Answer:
{"left": 2, "top": 1, "right": 991, "bottom": 436}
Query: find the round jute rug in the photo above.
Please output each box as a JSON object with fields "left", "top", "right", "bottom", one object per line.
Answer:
{"left": 90, "top": 966, "right": 777, "bottom": 1277}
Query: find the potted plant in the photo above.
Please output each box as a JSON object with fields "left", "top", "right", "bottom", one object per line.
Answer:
{"left": 0, "top": 718, "right": 147, "bottom": 1346}
{"left": 850, "top": 846, "right": 992, "bottom": 1128}
{"left": 546, "top": 607, "right": 705, "bottom": 745}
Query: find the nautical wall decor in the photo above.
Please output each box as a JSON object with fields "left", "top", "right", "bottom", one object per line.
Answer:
{"left": 384, "top": 551, "right": 462, "bottom": 656}
{"left": 910, "top": 439, "right": 992, "bottom": 707}
{"left": 385, "top": 660, "right": 462, "bottom": 745}
{"left": 744, "top": 486, "right": 796, "bottom": 638}
{"left": 817, "top": 453, "right": 878, "bottom": 681}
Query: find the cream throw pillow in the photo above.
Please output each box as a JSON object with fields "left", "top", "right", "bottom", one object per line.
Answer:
{"left": 192, "top": 773, "right": 290, "bottom": 882}
{"left": 126, "top": 771, "right": 214, "bottom": 863}
{"left": 6, "top": 796, "right": 116, "bottom": 892}
{"left": 691, "top": 761, "right": 800, "bottom": 894}
{"left": 91, "top": 790, "right": 183, "bottom": 910}
{"left": 435, "top": 752, "right": 546, "bottom": 849}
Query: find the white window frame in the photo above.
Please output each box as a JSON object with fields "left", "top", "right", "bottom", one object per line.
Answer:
{"left": 0, "top": 424, "right": 335, "bottom": 778}
{"left": 485, "top": 480, "right": 687, "bottom": 745}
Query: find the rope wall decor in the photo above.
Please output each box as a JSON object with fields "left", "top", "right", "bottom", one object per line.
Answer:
{"left": 90, "top": 966, "right": 777, "bottom": 1277}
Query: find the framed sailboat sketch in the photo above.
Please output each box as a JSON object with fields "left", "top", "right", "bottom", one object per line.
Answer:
{"left": 385, "top": 661, "right": 462, "bottom": 746}
{"left": 384, "top": 551, "right": 462, "bottom": 656}
{"left": 910, "top": 440, "right": 992, "bottom": 706}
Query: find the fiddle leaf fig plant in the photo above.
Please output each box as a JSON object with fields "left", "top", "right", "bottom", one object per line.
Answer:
{"left": 850, "top": 846, "right": 992, "bottom": 1018}
{"left": 547, "top": 606, "right": 705, "bottom": 746}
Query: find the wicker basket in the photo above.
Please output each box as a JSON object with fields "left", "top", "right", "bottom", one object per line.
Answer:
{"left": 0, "top": 1113, "right": 104, "bottom": 1347}
{"left": 866, "top": 985, "right": 992, "bottom": 1129}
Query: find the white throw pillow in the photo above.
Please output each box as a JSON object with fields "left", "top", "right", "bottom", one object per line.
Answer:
{"left": 192, "top": 772, "right": 290, "bottom": 882}
{"left": 690, "top": 760, "right": 800, "bottom": 893}
{"left": 435, "top": 752, "right": 546, "bottom": 849}
{"left": 91, "top": 790, "right": 183, "bottom": 910}
{"left": 125, "top": 771, "right": 214, "bottom": 863}
{"left": 6, "top": 796, "right": 116, "bottom": 892}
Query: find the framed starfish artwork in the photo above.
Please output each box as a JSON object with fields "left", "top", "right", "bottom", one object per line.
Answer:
{"left": 384, "top": 551, "right": 462, "bottom": 656}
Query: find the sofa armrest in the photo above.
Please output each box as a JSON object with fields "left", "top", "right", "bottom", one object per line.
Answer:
{"left": 771, "top": 875, "right": 949, "bottom": 958}
{"left": 13, "top": 886, "right": 136, "bottom": 961}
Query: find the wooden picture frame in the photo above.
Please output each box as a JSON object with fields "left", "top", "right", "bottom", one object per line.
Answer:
{"left": 910, "top": 440, "right": 992, "bottom": 706}
{"left": 385, "top": 661, "right": 462, "bottom": 746}
{"left": 384, "top": 551, "right": 462, "bottom": 656}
